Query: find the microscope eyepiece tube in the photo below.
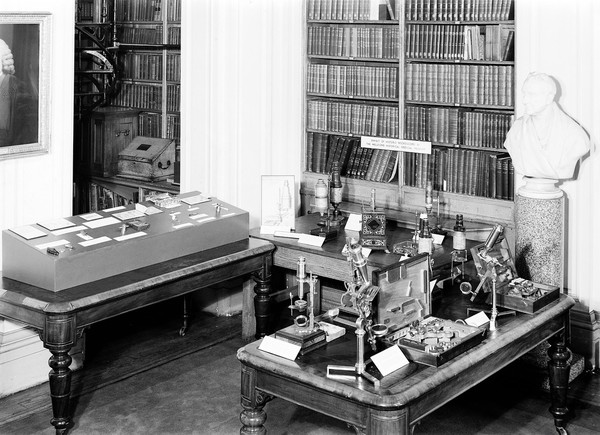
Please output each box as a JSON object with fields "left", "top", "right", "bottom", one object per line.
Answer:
{"left": 481, "top": 224, "right": 504, "bottom": 256}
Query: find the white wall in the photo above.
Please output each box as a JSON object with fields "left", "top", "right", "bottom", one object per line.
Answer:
{"left": 515, "top": 0, "right": 600, "bottom": 311}
{"left": 0, "top": 0, "right": 74, "bottom": 267}
{"left": 0, "top": 0, "right": 74, "bottom": 395}
{"left": 180, "top": 0, "right": 304, "bottom": 228}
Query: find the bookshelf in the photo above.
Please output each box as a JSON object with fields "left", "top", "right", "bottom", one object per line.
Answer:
{"left": 74, "top": 0, "right": 181, "bottom": 214}
{"left": 302, "top": 0, "right": 402, "bottom": 213}
{"left": 113, "top": 0, "right": 181, "bottom": 159}
{"left": 301, "top": 0, "right": 516, "bottom": 231}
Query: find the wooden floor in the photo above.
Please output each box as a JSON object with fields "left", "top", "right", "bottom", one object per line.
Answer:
{"left": 0, "top": 299, "right": 598, "bottom": 434}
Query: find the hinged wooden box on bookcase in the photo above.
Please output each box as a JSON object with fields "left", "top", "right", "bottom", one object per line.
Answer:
{"left": 117, "top": 136, "right": 176, "bottom": 182}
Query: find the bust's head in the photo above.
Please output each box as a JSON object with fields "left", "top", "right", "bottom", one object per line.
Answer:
{"left": 522, "top": 72, "right": 556, "bottom": 116}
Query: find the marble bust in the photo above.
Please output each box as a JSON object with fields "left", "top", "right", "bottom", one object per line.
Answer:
{"left": 503, "top": 72, "right": 589, "bottom": 180}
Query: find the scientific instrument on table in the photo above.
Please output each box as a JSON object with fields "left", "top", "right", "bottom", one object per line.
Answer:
{"left": 326, "top": 237, "right": 382, "bottom": 383}
{"left": 328, "top": 161, "right": 346, "bottom": 227}
{"left": 396, "top": 181, "right": 440, "bottom": 257}
{"left": 310, "top": 177, "right": 338, "bottom": 242}
{"left": 450, "top": 214, "right": 473, "bottom": 294}
{"left": 360, "top": 189, "right": 387, "bottom": 250}
{"left": 469, "top": 224, "right": 516, "bottom": 331}
{"left": 283, "top": 257, "right": 321, "bottom": 335}
{"left": 425, "top": 180, "right": 446, "bottom": 236}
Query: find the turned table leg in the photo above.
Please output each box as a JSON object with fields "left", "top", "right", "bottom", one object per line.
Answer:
{"left": 240, "top": 365, "right": 273, "bottom": 435}
{"left": 43, "top": 315, "right": 77, "bottom": 435}
{"left": 548, "top": 332, "right": 571, "bottom": 434}
{"left": 253, "top": 256, "right": 272, "bottom": 339}
{"left": 48, "top": 349, "right": 73, "bottom": 434}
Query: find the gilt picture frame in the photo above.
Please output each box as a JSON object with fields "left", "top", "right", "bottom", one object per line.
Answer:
{"left": 0, "top": 12, "right": 51, "bottom": 160}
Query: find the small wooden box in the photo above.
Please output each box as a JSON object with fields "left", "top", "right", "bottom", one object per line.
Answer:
{"left": 118, "top": 136, "right": 176, "bottom": 182}
{"left": 470, "top": 240, "right": 559, "bottom": 314}
{"left": 490, "top": 279, "right": 560, "bottom": 314}
{"left": 376, "top": 254, "right": 486, "bottom": 367}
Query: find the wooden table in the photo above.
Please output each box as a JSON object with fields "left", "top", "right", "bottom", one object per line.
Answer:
{"left": 0, "top": 238, "right": 274, "bottom": 435}
{"left": 245, "top": 213, "right": 475, "bottom": 339}
{"left": 238, "top": 292, "right": 575, "bottom": 435}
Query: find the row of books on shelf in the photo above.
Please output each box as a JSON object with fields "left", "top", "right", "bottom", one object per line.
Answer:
{"left": 138, "top": 112, "right": 180, "bottom": 139}
{"left": 308, "top": 25, "right": 400, "bottom": 60}
{"left": 113, "top": 83, "right": 180, "bottom": 112}
{"left": 117, "top": 25, "right": 180, "bottom": 45}
{"left": 165, "top": 84, "right": 180, "bottom": 112}
{"left": 122, "top": 52, "right": 162, "bottom": 81}
{"left": 307, "top": 100, "right": 399, "bottom": 138}
{"left": 88, "top": 183, "right": 133, "bottom": 212}
{"left": 116, "top": 0, "right": 181, "bottom": 22}
{"left": 77, "top": 0, "right": 109, "bottom": 23}
{"left": 307, "top": 0, "right": 398, "bottom": 21}
{"left": 113, "top": 82, "right": 162, "bottom": 111}
{"left": 118, "top": 25, "right": 164, "bottom": 45}
{"left": 404, "top": 148, "right": 514, "bottom": 200}
{"left": 307, "top": 133, "right": 398, "bottom": 183}
{"left": 307, "top": 64, "right": 399, "bottom": 99}
{"left": 405, "top": 0, "right": 513, "bottom": 22}
{"left": 122, "top": 52, "right": 181, "bottom": 82}
{"left": 405, "top": 105, "right": 513, "bottom": 149}
{"left": 405, "top": 63, "right": 514, "bottom": 107}
{"left": 168, "top": 27, "right": 181, "bottom": 45}
{"left": 406, "top": 23, "right": 514, "bottom": 61}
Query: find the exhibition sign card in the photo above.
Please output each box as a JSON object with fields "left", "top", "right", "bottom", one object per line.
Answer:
{"left": 370, "top": 345, "right": 409, "bottom": 377}
{"left": 258, "top": 335, "right": 301, "bottom": 361}
{"left": 9, "top": 225, "right": 47, "bottom": 240}
{"left": 38, "top": 218, "right": 75, "bottom": 232}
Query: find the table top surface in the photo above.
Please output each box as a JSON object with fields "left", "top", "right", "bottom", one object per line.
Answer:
{"left": 0, "top": 238, "right": 274, "bottom": 314}
{"left": 238, "top": 291, "right": 574, "bottom": 409}
{"left": 250, "top": 213, "right": 477, "bottom": 272}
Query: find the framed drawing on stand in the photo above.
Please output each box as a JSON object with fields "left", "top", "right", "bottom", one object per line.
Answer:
{"left": 260, "top": 175, "right": 295, "bottom": 233}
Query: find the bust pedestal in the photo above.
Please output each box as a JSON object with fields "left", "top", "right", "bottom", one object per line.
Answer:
{"left": 514, "top": 177, "right": 564, "bottom": 289}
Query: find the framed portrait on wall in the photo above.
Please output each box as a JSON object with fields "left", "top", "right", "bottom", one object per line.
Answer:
{"left": 260, "top": 175, "right": 295, "bottom": 232}
{"left": 0, "top": 12, "right": 51, "bottom": 160}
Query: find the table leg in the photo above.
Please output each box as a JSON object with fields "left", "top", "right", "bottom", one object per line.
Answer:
{"left": 48, "top": 349, "right": 73, "bottom": 434}
{"left": 43, "top": 315, "right": 77, "bottom": 435}
{"left": 548, "top": 332, "right": 571, "bottom": 434}
{"left": 240, "top": 365, "right": 273, "bottom": 435}
{"left": 366, "top": 407, "right": 409, "bottom": 435}
{"left": 253, "top": 256, "right": 272, "bottom": 339}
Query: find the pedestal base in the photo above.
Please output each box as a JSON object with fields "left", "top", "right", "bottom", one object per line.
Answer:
{"left": 515, "top": 178, "right": 564, "bottom": 288}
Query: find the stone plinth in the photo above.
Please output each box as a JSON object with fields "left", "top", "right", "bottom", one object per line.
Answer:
{"left": 515, "top": 178, "right": 564, "bottom": 288}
